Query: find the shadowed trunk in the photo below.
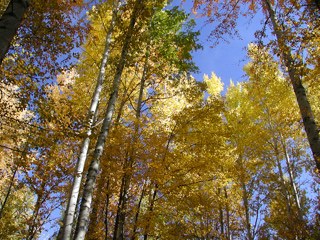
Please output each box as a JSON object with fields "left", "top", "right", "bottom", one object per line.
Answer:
{"left": 0, "top": 0, "right": 29, "bottom": 65}
{"left": 113, "top": 173, "right": 128, "bottom": 240}
{"left": 241, "top": 180, "right": 253, "bottom": 240}
{"left": 280, "top": 134, "right": 307, "bottom": 238}
{"left": 224, "top": 187, "right": 231, "bottom": 240}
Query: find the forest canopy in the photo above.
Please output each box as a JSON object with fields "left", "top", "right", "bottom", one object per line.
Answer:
{"left": 0, "top": 0, "right": 319, "bottom": 239}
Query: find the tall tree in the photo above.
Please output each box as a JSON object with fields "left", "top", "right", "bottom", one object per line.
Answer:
{"left": 229, "top": 44, "right": 311, "bottom": 239}
{"left": 191, "top": 0, "right": 320, "bottom": 171}
{"left": 73, "top": 1, "right": 160, "bottom": 239}
{"left": 264, "top": 0, "right": 320, "bottom": 171}
{"left": 60, "top": 1, "right": 121, "bottom": 239}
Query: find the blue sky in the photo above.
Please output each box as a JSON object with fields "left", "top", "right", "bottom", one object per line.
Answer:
{"left": 175, "top": 1, "right": 265, "bottom": 93}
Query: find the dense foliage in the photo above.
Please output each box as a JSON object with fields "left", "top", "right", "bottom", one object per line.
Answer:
{"left": 0, "top": 0, "right": 319, "bottom": 239}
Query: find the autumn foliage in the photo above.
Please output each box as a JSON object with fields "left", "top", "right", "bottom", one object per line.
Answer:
{"left": 0, "top": 0, "right": 320, "bottom": 239}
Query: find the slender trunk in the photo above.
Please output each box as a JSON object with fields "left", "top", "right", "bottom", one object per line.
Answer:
{"left": 105, "top": 185, "right": 110, "bottom": 240}
{"left": 241, "top": 180, "right": 253, "bottom": 240}
{"left": 131, "top": 184, "right": 146, "bottom": 240}
{"left": 274, "top": 142, "right": 295, "bottom": 231}
{"left": 199, "top": 215, "right": 204, "bottom": 239}
{"left": 280, "top": 136, "right": 303, "bottom": 221}
{"left": 218, "top": 188, "right": 224, "bottom": 238}
{"left": 27, "top": 182, "right": 46, "bottom": 240}
{"left": 74, "top": 3, "right": 143, "bottom": 238}
{"left": 266, "top": 108, "right": 296, "bottom": 236}
{"left": 113, "top": 172, "right": 128, "bottom": 240}
{"left": 0, "top": 162, "right": 18, "bottom": 219}
{"left": 238, "top": 156, "right": 253, "bottom": 240}
{"left": 143, "top": 185, "right": 157, "bottom": 240}
{"left": 117, "top": 173, "right": 131, "bottom": 240}
{"left": 224, "top": 187, "right": 231, "bottom": 240}
{"left": 87, "top": 176, "right": 108, "bottom": 239}
{"left": 60, "top": 3, "right": 121, "bottom": 239}
{"left": 135, "top": 55, "right": 149, "bottom": 120}
{"left": 0, "top": 143, "right": 28, "bottom": 218}
{"left": 105, "top": 208, "right": 109, "bottom": 240}
{"left": 86, "top": 199, "right": 98, "bottom": 239}
{"left": 0, "top": 0, "right": 29, "bottom": 65}
{"left": 113, "top": 52, "right": 149, "bottom": 240}
{"left": 264, "top": 0, "right": 320, "bottom": 171}
{"left": 86, "top": 178, "right": 111, "bottom": 240}
{"left": 114, "top": 97, "right": 127, "bottom": 125}
{"left": 280, "top": 136, "right": 307, "bottom": 239}
{"left": 219, "top": 205, "right": 224, "bottom": 237}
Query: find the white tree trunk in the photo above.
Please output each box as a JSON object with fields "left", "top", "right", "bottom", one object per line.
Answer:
{"left": 266, "top": 108, "right": 296, "bottom": 236}
{"left": 73, "top": 1, "right": 142, "bottom": 239}
{"left": 59, "top": 2, "right": 121, "bottom": 239}
{"left": 280, "top": 135, "right": 304, "bottom": 222}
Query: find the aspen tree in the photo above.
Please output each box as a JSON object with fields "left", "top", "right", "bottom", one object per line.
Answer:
{"left": 60, "top": 2, "right": 121, "bottom": 239}
{"left": 264, "top": 0, "right": 320, "bottom": 171}
{"left": 242, "top": 44, "right": 310, "bottom": 238}
{"left": 191, "top": 0, "right": 320, "bottom": 171}
{"left": 71, "top": 5, "right": 202, "bottom": 238}
{"left": 73, "top": 1, "right": 158, "bottom": 238}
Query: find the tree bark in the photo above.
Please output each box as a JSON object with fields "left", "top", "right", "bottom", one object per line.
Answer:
{"left": 264, "top": 0, "right": 320, "bottom": 171}
{"left": 86, "top": 176, "right": 108, "bottom": 240}
{"left": 27, "top": 181, "right": 46, "bottom": 240}
{"left": 224, "top": 187, "right": 231, "bottom": 240}
{"left": 113, "top": 173, "right": 127, "bottom": 240}
{"left": 73, "top": 1, "right": 143, "bottom": 239}
{"left": 280, "top": 135, "right": 303, "bottom": 222}
{"left": 0, "top": 0, "right": 29, "bottom": 65}
{"left": 60, "top": 3, "right": 121, "bottom": 239}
